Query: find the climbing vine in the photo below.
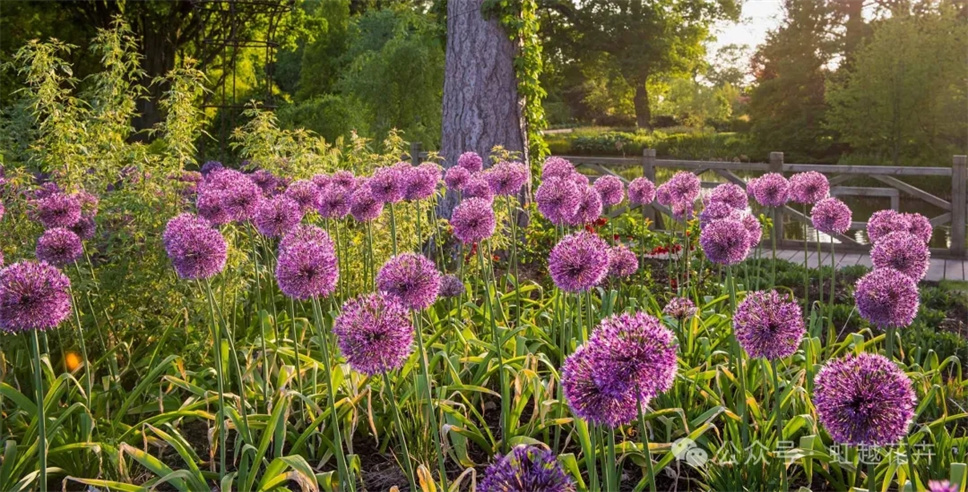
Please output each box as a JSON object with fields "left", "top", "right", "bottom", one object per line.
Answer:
{"left": 482, "top": 0, "right": 549, "bottom": 164}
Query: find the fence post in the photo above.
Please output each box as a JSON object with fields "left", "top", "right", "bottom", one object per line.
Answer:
{"left": 642, "top": 149, "right": 660, "bottom": 227}
{"left": 410, "top": 141, "right": 423, "bottom": 165}
{"left": 953, "top": 155, "right": 967, "bottom": 256}
{"left": 769, "top": 152, "right": 785, "bottom": 246}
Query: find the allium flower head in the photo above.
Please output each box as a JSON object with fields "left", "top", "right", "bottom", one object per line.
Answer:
{"left": 928, "top": 481, "right": 958, "bottom": 492}
{"left": 561, "top": 344, "right": 637, "bottom": 427}
{"left": 275, "top": 236, "right": 338, "bottom": 300}
{"left": 813, "top": 353, "right": 915, "bottom": 446}
{"left": 451, "top": 197, "right": 496, "bottom": 244}
{"left": 536, "top": 177, "right": 580, "bottom": 226}
{"left": 317, "top": 183, "right": 351, "bottom": 219}
{"left": 331, "top": 170, "right": 358, "bottom": 191}
{"left": 250, "top": 170, "right": 285, "bottom": 196}
{"left": 699, "top": 201, "right": 736, "bottom": 228}
{"left": 0, "top": 261, "right": 72, "bottom": 332}
{"left": 279, "top": 224, "right": 329, "bottom": 255}
{"left": 607, "top": 245, "right": 638, "bottom": 278}
{"left": 871, "top": 231, "right": 930, "bottom": 281}
{"left": 479, "top": 445, "right": 575, "bottom": 492}
{"left": 903, "top": 213, "right": 932, "bottom": 243}
{"left": 164, "top": 214, "right": 227, "bottom": 280}
{"left": 811, "top": 197, "right": 852, "bottom": 235}
{"left": 867, "top": 210, "right": 909, "bottom": 244}
{"left": 334, "top": 293, "right": 413, "bottom": 375}
{"left": 200, "top": 160, "right": 224, "bottom": 175}
{"left": 312, "top": 173, "right": 331, "bottom": 189}
{"left": 349, "top": 185, "right": 383, "bottom": 222}
{"left": 708, "top": 183, "right": 748, "bottom": 210}
{"left": 588, "top": 312, "right": 678, "bottom": 401}
{"left": 36, "top": 192, "right": 82, "bottom": 229}
{"left": 663, "top": 297, "right": 697, "bottom": 319}
{"left": 789, "top": 171, "right": 830, "bottom": 204}
{"left": 485, "top": 161, "right": 529, "bottom": 196}
{"left": 854, "top": 268, "right": 919, "bottom": 328}
{"left": 736, "top": 211, "right": 763, "bottom": 247}
{"left": 541, "top": 156, "right": 575, "bottom": 180}
{"left": 700, "top": 218, "right": 751, "bottom": 265}
{"left": 404, "top": 164, "right": 440, "bottom": 201}
{"left": 439, "top": 274, "right": 465, "bottom": 298}
{"left": 565, "top": 186, "right": 603, "bottom": 227}
{"left": 748, "top": 173, "right": 789, "bottom": 208}
{"left": 548, "top": 231, "right": 609, "bottom": 292}
{"left": 458, "top": 151, "right": 484, "bottom": 173}
{"left": 36, "top": 228, "right": 83, "bottom": 267}
{"left": 76, "top": 191, "right": 99, "bottom": 216}
{"left": 196, "top": 189, "right": 231, "bottom": 225}
{"left": 734, "top": 290, "right": 805, "bottom": 360}
{"left": 220, "top": 173, "right": 263, "bottom": 222}
{"left": 33, "top": 182, "right": 62, "bottom": 200}
{"left": 593, "top": 175, "right": 625, "bottom": 207}
{"left": 376, "top": 253, "right": 441, "bottom": 310}
{"left": 655, "top": 183, "right": 673, "bottom": 206}
{"left": 462, "top": 175, "right": 494, "bottom": 203}
{"left": 69, "top": 215, "right": 96, "bottom": 241}
{"left": 628, "top": 177, "right": 656, "bottom": 205}
{"left": 665, "top": 172, "right": 701, "bottom": 205}
{"left": 569, "top": 172, "right": 589, "bottom": 187}
{"left": 444, "top": 166, "right": 472, "bottom": 191}
{"left": 253, "top": 196, "right": 303, "bottom": 237}
{"left": 285, "top": 180, "right": 322, "bottom": 213}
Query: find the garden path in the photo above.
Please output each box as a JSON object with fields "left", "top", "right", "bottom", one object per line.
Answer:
{"left": 764, "top": 248, "right": 967, "bottom": 283}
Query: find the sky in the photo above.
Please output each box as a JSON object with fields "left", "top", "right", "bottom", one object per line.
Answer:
{"left": 707, "top": 0, "right": 786, "bottom": 65}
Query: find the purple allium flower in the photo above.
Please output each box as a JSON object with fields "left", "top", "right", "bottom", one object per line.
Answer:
{"left": 588, "top": 312, "right": 678, "bottom": 401}
{"left": 164, "top": 214, "right": 227, "bottom": 280}
{"left": 811, "top": 197, "right": 852, "bottom": 235}
{"left": 700, "top": 218, "right": 751, "bottom": 265}
{"left": 275, "top": 237, "right": 338, "bottom": 300}
{"left": 789, "top": 171, "right": 830, "bottom": 204}
{"left": 376, "top": 253, "right": 441, "bottom": 310}
{"left": 33, "top": 182, "right": 62, "bottom": 200}
{"left": 479, "top": 445, "right": 575, "bottom": 492}
{"left": 76, "top": 190, "right": 99, "bottom": 216}
{"left": 450, "top": 197, "right": 496, "bottom": 244}
{"left": 250, "top": 169, "right": 284, "bottom": 196}
{"left": 699, "top": 201, "right": 736, "bottom": 228}
{"left": 607, "top": 245, "right": 638, "bottom": 278}
{"left": 0, "top": 261, "right": 72, "bottom": 333}
{"left": 253, "top": 196, "right": 303, "bottom": 237}
{"left": 871, "top": 231, "right": 930, "bottom": 281}
{"left": 462, "top": 175, "right": 494, "bottom": 203}
{"left": 666, "top": 172, "right": 701, "bottom": 205}
{"left": 220, "top": 173, "right": 262, "bottom": 222}
{"left": 349, "top": 185, "right": 383, "bottom": 222}
{"left": 69, "top": 215, "right": 96, "bottom": 241}
{"left": 565, "top": 186, "right": 603, "bottom": 227}
{"left": 928, "top": 481, "right": 958, "bottom": 492}
{"left": 671, "top": 201, "right": 694, "bottom": 220}
{"left": 903, "top": 213, "right": 932, "bottom": 243}
{"left": 734, "top": 290, "right": 805, "bottom": 360}
{"left": 541, "top": 156, "right": 575, "bottom": 180}
{"left": 200, "top": 160, "right": 224, "bottom": 175}
{"left": 196, "top": 190, "right": 231, "bottom": 226}
{"left": 628, "top": 177, "right": 656, "bottom": 206}
{"left": 561, "top": 344, "right": 637, "bottom": 427}
{"left": 279, "top": 224, "right": 330, "bottom": 255}
{"left": 813, "top": 353, "right": 915, "bottom": 446}
{"left": 444, "top": 166, "right": 472, "bottom": 191}
{"left": 36, "top": 193, "right": 82, "bottom": 229}
{"left": 485, "top": 161, "right": 528, "bottom": 196}
{"left": 285, "top": 180, "right": 322, "bottom": 213}
{"left": 404, "top": 164, "right": 440, "bottom": 201}
{"left": 458, "top": 151, "right": 484, "bottom": 173}
{"left": 867, "top": 209, "right": 909, "bottom": 244}
{"left": 36, "top": 228, "right": 83, "bottom": 267}
{"left": 334, "top": 292, "right": 413, "bottom": 375}
{"left": 317, "top": 183, "right": 351, "bottom": 219}
{"left": 439, "top": 274, "right": 465, "bottom": 298}
{"left": 736, "top": 211, "right": 763, "bottom": 247}
{"left": 854, "top": 268, "right": 919, "bottom": 328}
{"left": 548, "top": 231, "right": 609, "bottom": 292}
{"left": 369, "top": 165, "right": 407, "bottom": 204}
{"left": 536, "top": 177, "right": 581, "bottom": 226}
{"left": 569, "top": 172, "right": 590, "bottom": 187}
{"left": 663, "top": 297, "right": 697, "bottom": 319}
{"left": 655, "top": 183, "right": 673, "bottom": 207}
{"left": 331, "top": 170, "right": 358, "bottom": 191}
{"left": 748, "top": 173, "right": 790, "bottom": 208}
{"left": 708, "top": 183, "right": 748, "bottom": 210}
{"left": 312, "top": 173, "right": 331, "bottom": 189}
{"left": 593, "top": 175, "right": 625, "bottom": 207}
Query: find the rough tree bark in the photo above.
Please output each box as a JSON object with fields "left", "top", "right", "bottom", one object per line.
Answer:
{"left": 439, "top": 0, "right": 527, "bottom": 218}
{"left": 633, "top": 82, "right": 652, "bottom": 129}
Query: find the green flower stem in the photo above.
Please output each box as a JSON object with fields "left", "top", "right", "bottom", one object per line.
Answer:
{"left": 310, "top": 297, "right": 354, "bottom": 492}
{"left": 772, "top": 358, "right": 786, "bottom": 489}
{"left": 249, "top": 228, "right": 270, "bottom": 404}
{"left": 389, "top": 202, "right": 399, "bottom": 256}
{"left": 67, "top": 282, "right": 92, "bottom": 407}
{"left": 727, "top": 266, "right": 748, "bottom": 446}
{"left": 382, "top": 371, "right": 417, "bottom": 492}
{"left": 636, "top": 390, "right": 657, "bottom": 492}
{"left": 31, "top": 329, "right": 48, "bottom": 492}
{"left": 479, "top": 246, "right": 510, "bottom": 455}
{"left": 412, "top": 310, "right": 449, "bottom": 490}
{"left": 200, "top": 280, "right": 227, "bottom": 480}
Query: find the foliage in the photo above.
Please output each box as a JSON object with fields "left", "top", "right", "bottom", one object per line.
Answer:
{"left": 545, "top": 127, "right": 756, "bottom": 161}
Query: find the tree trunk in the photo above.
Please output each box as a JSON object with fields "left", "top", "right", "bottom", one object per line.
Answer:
{"left": 439, "top": 0, "right": 527, "bottom": 218}
{"left": 633, "top": 82, "right": 652, "bottom": 129}
{"left": 131, "top": 22, "right": 178, "bottom": 138}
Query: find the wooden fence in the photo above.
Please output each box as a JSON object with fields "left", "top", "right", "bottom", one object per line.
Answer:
{"left": 563, "top": 150, "right": 968, "bottom": 259}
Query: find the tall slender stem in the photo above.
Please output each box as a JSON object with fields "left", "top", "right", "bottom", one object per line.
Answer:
{"left": 382, "top": 371, "right": 417, "bottom": 492}
{"left": 412, "top": 311, "right": 449, "bottom": 490}
{"left": 772, "top": 358, "right": 786, "bottom": 489}
{"left": 505, "top": 195, "right": 521, "bottom": 325}
{"left": 67, "top": 283, "right": 92, "bottom": 407}
{"left": 636, "top": 390, "right": 657, "bottom": 492}
{"left": 802, "top": 204, "right": 810, "bottom": 309}
{"left": 250, "top": 229, "right": 270, "bottom": 404}
{"left": 771, "top": 206, "right": 778, "bottom": 289}
{"left": 727, "top": 267, "right": 748, "bottom": 446}
{"left": 389, "top": 202, "right": 399, "bottom": 255}
{"left": 828, "top": 237, "right": 837, "bottom": 346}
{"left": 31, "top": 330, "right": 48, "bottom": 492}
{"left": 479, "top": 247, "right": 510, "bottom": 455}
{"left": 201, "top": 281, "right": 227, "bottom": 480}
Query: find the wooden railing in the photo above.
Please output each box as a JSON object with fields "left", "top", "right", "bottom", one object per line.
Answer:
{"left": 565, "top": 150, "right": 968, "bottom": 258}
